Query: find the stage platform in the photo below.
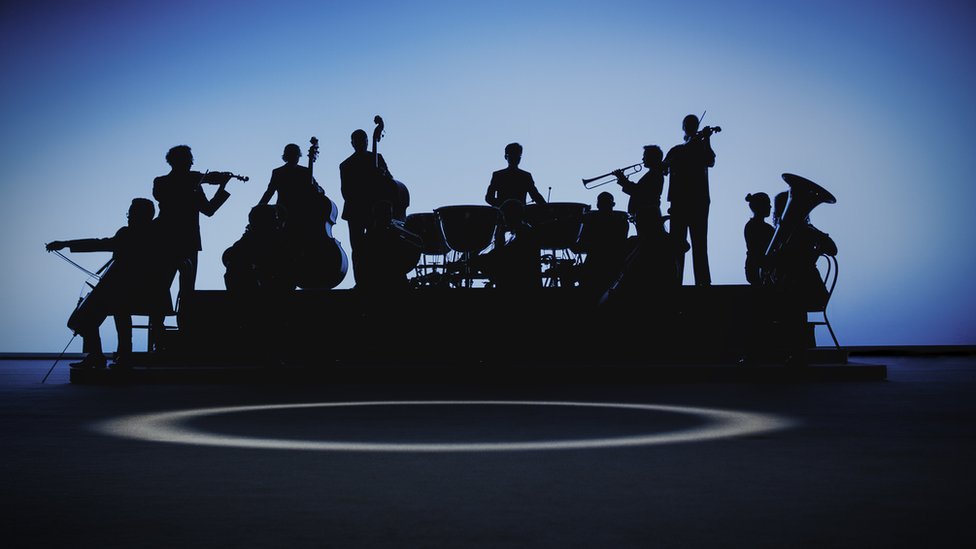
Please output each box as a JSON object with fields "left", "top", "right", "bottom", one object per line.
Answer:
{"left": 71, "top": 285, "right": 884, "bottom": 383}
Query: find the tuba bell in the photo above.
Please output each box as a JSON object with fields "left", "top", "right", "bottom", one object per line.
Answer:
{"left": 761, "top": 173, "right": 836, "bottom": 286}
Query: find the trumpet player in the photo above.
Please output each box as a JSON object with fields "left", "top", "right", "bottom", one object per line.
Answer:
{"left": 613, "top": 145, "right": 666, "bottom": 238}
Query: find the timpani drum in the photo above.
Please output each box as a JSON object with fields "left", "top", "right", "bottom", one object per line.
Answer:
{"left": 405, "top": 212, "right": 451, "bottom": 256}
{"left": 524, "top": 202, "right": 590, "bottom": 250}
{"left": 434, "top": 205, "right": 499, "bottom": 254}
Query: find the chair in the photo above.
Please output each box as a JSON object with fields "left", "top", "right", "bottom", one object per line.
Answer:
{"left": 809, "top": 253, "right": 840, "bottom": 348}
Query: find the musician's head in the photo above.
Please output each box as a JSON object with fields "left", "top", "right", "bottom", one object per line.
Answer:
{"left": 351, "top": 129, "right": 368, "bottom": 152}
{"left": 165, "top": 145, "right": 193, "bottom": 171}
{"left": 504, "top": 142, "right": 523, "bottom": 166}
{"left": 127, "top": 198, "right": 155, "bottom": 227}
{"left": 642, "top": 145, "right": 663, "bottom": 167}
{"left": 746, "top": 192, "right": 771, "bottom": 219}
{"left": 682, "top": 114, "right": 700, "bottom": 137}
{"left": 248, "top": 204, "right": 282, "bottom": 232}
{"left": 500, "top": 198, "right": 525, "bottom": 230}
{"left": 597, "top": 191, "right": 615, "bottom": 212}
{"left": 282, "top": 143, "right": 302, "bottom": 164}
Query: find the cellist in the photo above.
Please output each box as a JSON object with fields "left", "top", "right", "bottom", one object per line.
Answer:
{"left": 46, "top": 198, "right": 176, "bottom": 368}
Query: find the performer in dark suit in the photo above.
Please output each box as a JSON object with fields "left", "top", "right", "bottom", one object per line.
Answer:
{"left": 743, "top": 192, "right": 774, "bottom": 285}
{"left": 222, "top": 204, "right": 297, "bottom": 292}
{"left": 258, "top": 143, "right": 325, "bottom": 233}
{"left": 152, "top": 145, "right": 235, "bottom": 302}
{"left": 340, "top": 129, "right": 397, "bottom": 286}
{"left": 573, "top": 191, "right": 630, "bottom": 298}
{"left": 485, "top": 142, "right": 547, "bottom": 249}
{"left": 46, "top": 198, "right": 175, "bottom": 368}
{"left": 614, "top": 145, "right": 666, "bottom": 237}
{"left": 665, "top": 114, "right": 717, "bottom": 286}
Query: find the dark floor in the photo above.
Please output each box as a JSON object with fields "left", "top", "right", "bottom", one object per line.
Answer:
{"left": 1, "top": 352, "right": 973, "bottom": 548}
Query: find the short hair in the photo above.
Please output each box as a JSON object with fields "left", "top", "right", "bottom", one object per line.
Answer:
{"left": 282, "top": 143, "right": 302, "bottom": 162}
{"left": 129, "top": 198, "right": 155, "bottom": 221}
{"left": 642, "top": 145, "right": 663, "bottom": 162}
{"left": 504, "top": 142, "right": 523, "bottom": 157}
{"left": 165, "top": 145, "right": 192, "bottom": 166}
{"left": 351, "top": 129, "right": 368, "bottom": 141}
{"left": 682, "top": 114, "right": 700, "bottom": 132}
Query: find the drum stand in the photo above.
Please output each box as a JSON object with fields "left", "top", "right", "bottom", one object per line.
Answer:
{"left": 409, "top": 251, "right": 450, "bottom": 288}
{"left": 541, "top": 248, "right": 581, "bottom": 288}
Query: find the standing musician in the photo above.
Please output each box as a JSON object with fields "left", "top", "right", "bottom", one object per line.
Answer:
{"left": 45, "top": 198, "right": 175, "bottom": 369}
{"left": 258, "top": 143, "right": 326, "bottom": 236}
{"left": 664, "top": 114, "right": 718, "bottom": 286}
{"left": 613, "top": 145, "right": 666, "bottom": 237}
{"left": 485, "top": 142, "right": 547, "bottom": 248}
{"left": 743, "top": 192, "right": 774, "bottom": 285}
{"left": 340, "top": 128, "right": 398, "bottom": 286}
{"left": 152, "top": 145, "right": 241, "bottom": 303}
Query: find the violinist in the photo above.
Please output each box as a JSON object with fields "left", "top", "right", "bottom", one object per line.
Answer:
{"left": 664, "top": 114, "right": 718, "bottom": 286}
{"left": 46, "top": 198, "right": 175, "bottom": 369}
{"left": 152, "top": 145, "right": 240, "bottom": 302}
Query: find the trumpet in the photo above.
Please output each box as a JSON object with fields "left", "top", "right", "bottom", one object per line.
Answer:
{"left": 581, "top": 162, "right": 642, "bottom": 189}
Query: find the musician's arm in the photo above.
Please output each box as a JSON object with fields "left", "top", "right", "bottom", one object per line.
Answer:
{"left": 485, "top": 175, "right": 499, "bottom": 207}
{"left": 200, "top": 182, "right": 230, "bottom": 217}
{"left": 47, "top": 237, "right": 115, "bottom": 253}
{"left": 257, "top": 176, "right": 277, "bottom": 206}
{"left": 528, "top": 180, "right": 546, "bottom": 204}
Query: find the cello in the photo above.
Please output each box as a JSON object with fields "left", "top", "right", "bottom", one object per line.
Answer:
{"left": 295, "top": 136, "right": 349, "bottom": 289}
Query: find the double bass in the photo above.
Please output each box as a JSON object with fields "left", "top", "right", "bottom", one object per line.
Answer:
{"left": 295, "top": 136, "right": 349, "bottom": 289}
{"left": 371, "top": 115, "right": 421, "bottom": 274}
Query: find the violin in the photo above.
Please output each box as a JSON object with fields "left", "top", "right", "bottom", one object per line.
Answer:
{"left": 689, "top": 126, "right": 721, "bottom": 143}
{"left": 200, "top": 171, "right": 249, "bottom": 184}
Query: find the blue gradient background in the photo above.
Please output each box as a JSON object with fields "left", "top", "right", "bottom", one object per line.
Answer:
{"left": 2, "top": 0, "right": 974, "bottom": 352}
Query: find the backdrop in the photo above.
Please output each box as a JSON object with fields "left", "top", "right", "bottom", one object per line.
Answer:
{"left": 2, "top": 0, "right": 974, "bottom": 352}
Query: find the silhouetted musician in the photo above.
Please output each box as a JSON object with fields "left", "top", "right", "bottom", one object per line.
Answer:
{"left": 222, "top": 205, "right": 297, "bottom": 292}
{"left": 573, "top": 191, "right": 629, "bottom": 297}
{"left": 340, "top": 129, "right": 398, "bottom": 286}
{"left": 152, "top": 145, "right": 236, "bottom": 301}
{"left": 665, "top": 114, "right": 716, "bottom": 286}
{"left": 485, "top": 142, "right": 546, "bottom": 248}
{"left": 258, "top": 143, "right": 326, "bottom": 238}
{"left": 45, "top": 198, "right": 175, "bottom": 369}
{"left": 743, "top": 192, "right": 774, "bottom": 285}
{"left": 614, "top": 145, "right": 666, "bottom": 237}
{"left": 476, "top": 199, "right": 542, "bottom": 292}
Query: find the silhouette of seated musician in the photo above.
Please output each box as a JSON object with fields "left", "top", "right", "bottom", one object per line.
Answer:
{"left": 46, "top": 198, "right": 175, "bottom": 369}
{"left": 573, "top": 191, "right": 630, "bottom": 298}
{"left": 222, "top": 204, "right": 297, "bottom": 292}
{"left": 473, "top": 199, "right": 542, "bottom": 292}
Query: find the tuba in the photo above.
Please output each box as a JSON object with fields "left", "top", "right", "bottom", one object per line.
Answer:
{"left": 761, "top": 173, "right": 836, "bottom": 286}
